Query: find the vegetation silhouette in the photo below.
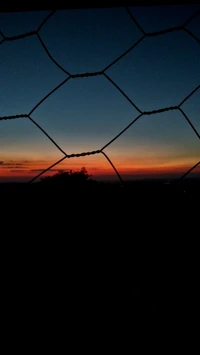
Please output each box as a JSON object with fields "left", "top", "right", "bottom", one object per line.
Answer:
{"left": 38, "top": 167, "right": 101, "bottom": 193}
{"left": 40, "top": 167, "right": 92, "bottom": 184}
{"left": 38, "top": 166, "right": 122, "bottom": 191}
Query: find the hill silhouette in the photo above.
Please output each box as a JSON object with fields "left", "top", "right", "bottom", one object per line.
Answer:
{"left": 0, "top": 168, "right": 199, "bottom": 317}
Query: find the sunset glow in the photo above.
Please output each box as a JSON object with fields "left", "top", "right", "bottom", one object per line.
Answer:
{"left": 1, "top": 154, "right": 199, "bottom": 182}
{"left": 0, "top": 6, "right": 199, "bottom": 183}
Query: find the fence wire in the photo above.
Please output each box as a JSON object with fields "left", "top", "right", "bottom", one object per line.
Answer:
{"left": 0, "top": 7, "right": 200, "bottom": 185}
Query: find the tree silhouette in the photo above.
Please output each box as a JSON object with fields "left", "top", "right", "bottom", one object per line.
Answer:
{"left": 39, "top": 167, "right": 95, "bottom": 187}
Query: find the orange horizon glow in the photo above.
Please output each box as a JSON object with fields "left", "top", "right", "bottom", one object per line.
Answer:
{"left": 0, "top": 155, "right": 199, "bottom": 181}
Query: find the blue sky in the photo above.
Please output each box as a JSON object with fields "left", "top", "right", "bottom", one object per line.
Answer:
{"left": 0, "top": 5, "right": 199, "bottom": 181}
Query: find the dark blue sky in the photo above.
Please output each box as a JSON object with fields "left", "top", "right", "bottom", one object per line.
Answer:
{"left": 0, "top": 5, "right": 199, "bottom": 181}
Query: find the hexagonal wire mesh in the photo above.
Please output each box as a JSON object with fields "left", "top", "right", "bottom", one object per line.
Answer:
{"left": 0, "top": 5, "right": 199, "bottom": 185}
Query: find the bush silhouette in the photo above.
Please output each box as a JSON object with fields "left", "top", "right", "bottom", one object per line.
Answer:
{"left": 39, "top": 167, "right": 95, "bottom": 187}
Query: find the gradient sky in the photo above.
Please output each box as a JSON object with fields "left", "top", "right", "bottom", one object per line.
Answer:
{"left": 0, "top": 5, "right": 200, "bottom": 182}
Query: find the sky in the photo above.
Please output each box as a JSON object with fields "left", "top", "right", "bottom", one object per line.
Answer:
{"left": 0, "top": 5, "right": 200, "bottom": 182}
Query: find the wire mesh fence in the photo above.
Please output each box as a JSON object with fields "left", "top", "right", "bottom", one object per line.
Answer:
{"left": 0, "top": 6, "right": 199, "bottom": 186}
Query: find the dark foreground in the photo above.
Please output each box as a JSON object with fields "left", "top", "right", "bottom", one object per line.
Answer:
{"left": 1, "top": 178, "right": 199, "bottom": 330}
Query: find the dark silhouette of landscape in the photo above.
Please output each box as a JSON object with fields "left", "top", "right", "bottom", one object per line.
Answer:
{"left": 1, "top": 167, "right": 199, "bottom": 315}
